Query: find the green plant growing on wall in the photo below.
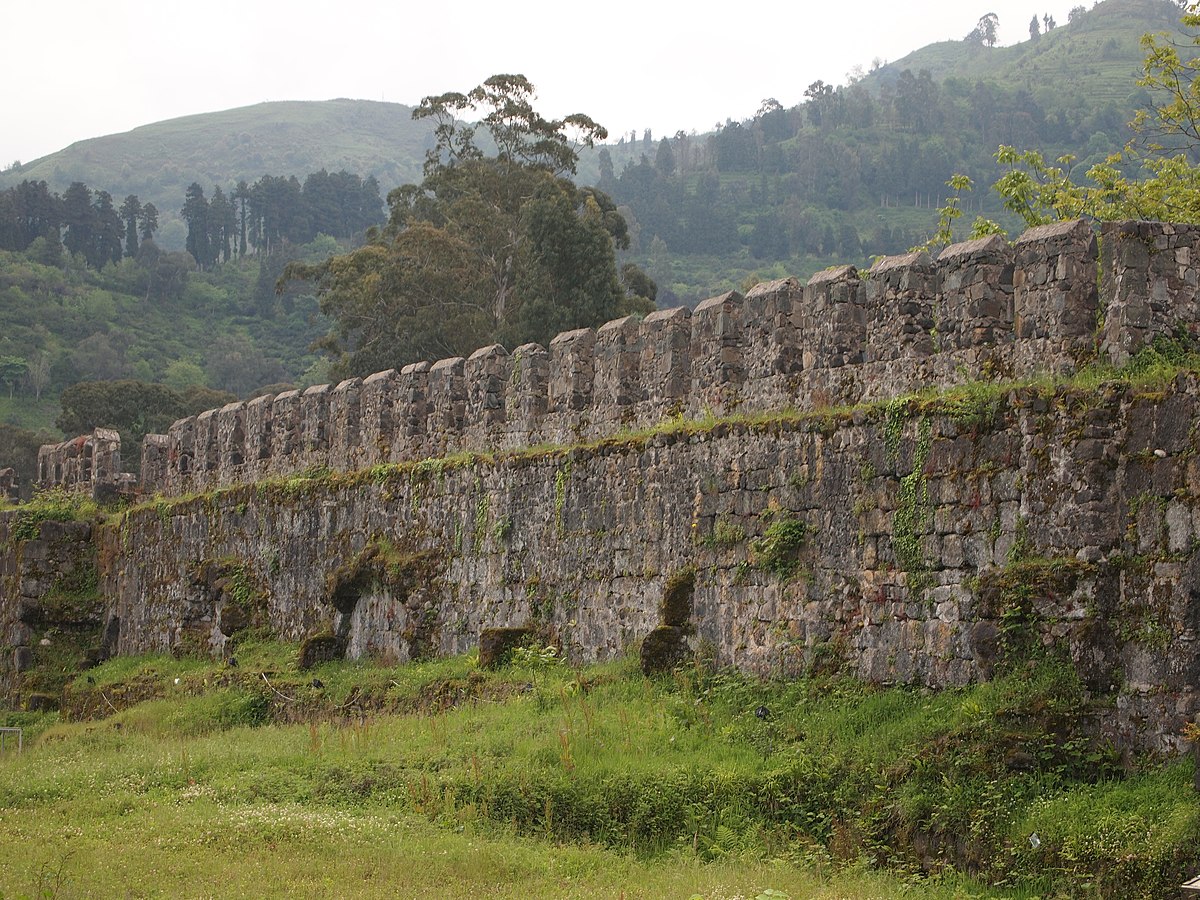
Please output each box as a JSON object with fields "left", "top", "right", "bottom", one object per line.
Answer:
{"left": 8, "top": 488, "right": 100, "bottom": 544}
{"left": 751, "top": 513, "right": 809, "bottom": 579}
{"left": 32, "top": 555, "right": 102, "bottom": 632}
{"left": 977, "top": 556, "right": 1092, "bottom": 666}
{"left": 473, "top": 495, "right": 490, "bottom": 552}
{"left": 1008, "top": 515, "right": 1033, "bottom": 563}
{"left": 891, "top": 418, "right": 933, "bottom": 593}
{"left": 324, "top": 536, "right": 441, "bottom": 616}
{"left": 882, "top": 398, "right": 908, "bottom": 466}
{"left": 554, "top": 459, "right": 572, "bottom": 534}
{"left": 703, "top": 518, "right": 746, "bottom": 548}
{"left": 492, "top": 516, "right": 513, "bottom": 542}
{"left": 942, "top": 381, "right": 1006, "bottom": 434}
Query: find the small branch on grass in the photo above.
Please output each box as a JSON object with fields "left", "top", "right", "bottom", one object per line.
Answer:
{"left": 260, "top": 672, "right": 298, "bottom": 703}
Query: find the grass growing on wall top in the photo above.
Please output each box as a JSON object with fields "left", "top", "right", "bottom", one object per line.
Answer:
{"left": 4, "top": 644, "right": 1197, "bottom": 898}
{"left": 115, "top": 333, "right": 1200, "bottom": 526}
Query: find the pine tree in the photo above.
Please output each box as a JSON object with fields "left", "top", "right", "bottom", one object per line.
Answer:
{"left": 209, "top": 186, "right": 234, "bottom": 264}
{"left": 61, "top": 181, "right": 94, "bottom": 262}
{"left": 92, "top": 190, "right": 123, "bottom": 267}
{"left": 181, "top": 183, "right": 210, "bottom": 268}
{"left": 120, "top": 194, "right": 142, "bottom": 258}
{"left": 232, "top": 180, "right": 250, "bottom": 256}
{"left": 138, "top": 202, "right": 159, "bottom": 242}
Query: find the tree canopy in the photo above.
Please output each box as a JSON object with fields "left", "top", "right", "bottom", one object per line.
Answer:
{"left": 289, "top": 75, "right": 654, "bottom": 377}
{"left": 56, "top": 379, "right": 234, "bottom": 445}
{"left": 934, "top": 2, "right": 1200, "bottom": 237}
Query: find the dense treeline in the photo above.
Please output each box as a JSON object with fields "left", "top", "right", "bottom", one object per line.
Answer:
{"left": 0, "top": 167, "right": 385, "bottom": 444}
{"left": 181, "top": 169, "right": 384, "bottom": 269}
{"left": 604, "top": 70, "right": 1135, "bottom": 282}
{"left": 0, "top": 179, "right": 159, "bottom": 270}
{"left": 592, "top": 1, "right": 1177, "bottom": 303}
{"left": 0, "top": 168, "right": 383, "bottom": 273}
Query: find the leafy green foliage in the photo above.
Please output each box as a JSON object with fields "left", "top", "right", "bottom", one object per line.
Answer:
{"left": 750, "top": 511, "right": 809, "bottom": 578}
{"left": 891, "top": 418, "right": 933, "bottom": 592}
{"left": 56, "top": 379, "right": 234, "bottom": 444}
{"left": 293, "top": 76, "right": 651, "bottom": 377}
{"left": 47, "top": 378, "right": 235, "bottom": 477}
{"left": 508, "top": 643, "right": 561, "bottom": 670}
{"left": 962, "top": 4, "right": 1200, "bottom": 229}
{"left": 414, "top": 73, "right": 606, "bottom": 177}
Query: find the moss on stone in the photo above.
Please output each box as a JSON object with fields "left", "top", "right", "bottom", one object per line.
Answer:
{"left": 298, "top": 631, "right": 345, "bottom": 669}
{"left": 751, "top": 512, "right": 810, "bottom": 579}
{"left": 478, "top": 627, "right": 535, "bottom": 669}
{"left": 323, "top": 537, "right": 440, "bottom": 615}
{"left": 975, "top": 556, "right": 1094, "bottom": 667}
{"left": 640, "top": 625, "right": 690, "bottom": 675}
{"left": 660, "top": 567, "right": 695, "bottom": 627}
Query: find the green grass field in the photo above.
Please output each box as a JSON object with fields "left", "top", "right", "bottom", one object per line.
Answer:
{"left": 1, "top": 637, "right": 1196, "bottom": 899}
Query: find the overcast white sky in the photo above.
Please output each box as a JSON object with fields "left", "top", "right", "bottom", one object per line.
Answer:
{"left": 1, "top": 1, "right": 1112, "bottom": 166}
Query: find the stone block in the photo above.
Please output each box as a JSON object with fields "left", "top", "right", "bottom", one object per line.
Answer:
{"left": 743, "top": 276, "right": 803, "bottom": 379}
{"left": 1012, "top": 219, "right": 1097, "bottom": 348}
{"left": 935, "top": 234, "right": 1014, "bottom": 351}
{"left": 478, "top": 626, "right": 534, "bottom": 669}
{"left": 396, "top": 361, "right": 431, "bottom": 460}
{"left": 639, "top": 306, "right": 692, "bottom": 417}
{"left": 217, "top": 401, "right": 247, "bottom": 481}
{"left": 465, "top": 344, "right": 511, "bottom": 439}
{"left": 361, "top": 369, "right": 399, "bottom": 464}
{"left": 243, "top": 394, "right": 275, "bottom": 478}
{"left": 690, "top": 291, "right": 744, "bottom": 413}
{"left": 548, "top": 329, "right": 596, "bottom": 416}
{"left": 300, "top": 383, "right": 333, "bottom": 466}
{"left": 193, "top": 409, "right": 220, "bottom": 484}
{"left": 426, "top": 357, "right": 466, "bottom": 456}
{"left": 329, "top": 377, "right": 363, "bottom": 472}
{"left": 270, "top": 390, "right": 303, "bottom": 471}
{"left": 593, "top": 316, "right": 642, "bottom": 424}
{"left": 865, "top": 251, "right": 936, "bottom": 362}
{"left": 506, "top": 344, "right": 549, "bottom": 446}
{"left": 804, "top": 266, "right": 865, "bottom": 368}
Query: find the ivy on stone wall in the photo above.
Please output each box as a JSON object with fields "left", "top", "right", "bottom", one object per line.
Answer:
{"left": 891, "top": 418, "right": 933, "bottom": 594}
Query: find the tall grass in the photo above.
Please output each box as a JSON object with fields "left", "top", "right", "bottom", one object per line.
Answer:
{"left": 2, "top": 645, "right": 1196, "bottom": 898}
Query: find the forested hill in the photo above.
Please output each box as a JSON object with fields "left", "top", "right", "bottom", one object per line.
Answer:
{"left": 0, "top": 100, "right": 434, "bottom": 249}
{"left": 587, "top": 0, "right": 1186, "bottom": 306}
{"left": 1, "top": 0, "right": 1178, "bottom": 267}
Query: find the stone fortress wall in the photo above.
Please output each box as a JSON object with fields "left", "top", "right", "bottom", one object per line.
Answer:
{"left": 36, "top": 429, "right": 123, "bottom": 494}
{"left": 124, "top": 219, "right": 1200, "bottom": 496}
{"left": 10, "top": 219, "right": 1200, "bottom": 755}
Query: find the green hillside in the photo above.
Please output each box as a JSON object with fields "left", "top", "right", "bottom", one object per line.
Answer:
{"left": 876, "top": 0, "right": 1177, "bottom": 99}
{"left": 0, "top": 100, "right": 433, "bottom": 248}
{"left": 582, "top": 0, "right": 1189, "bottom": 306}
{"left": 0, "top": 0, "right": 1180, "bottom": 266}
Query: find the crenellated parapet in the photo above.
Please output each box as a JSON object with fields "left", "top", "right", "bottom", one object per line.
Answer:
{"left": 36, "top": 428, "right": 124, "bottom": 497}
{"left": 864, "top": 250, "right": 936, "bottom": 361}
{"left": 1099, "top": 220, "right": 1200, "bottom": 365}
{"left": 130, "top": 220, "right": 1200, "bottom": 496}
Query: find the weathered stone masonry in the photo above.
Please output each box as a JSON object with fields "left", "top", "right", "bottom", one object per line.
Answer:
{"left": 139, "top": 218, "right": 1185, "bottom": 497}
{"left": 82, "top": 376, "right": 1200, "bottom": 755}
{"left": 8, "top": 218, "right": 1200, "bottom": 755}
{"left": 36, "top": 429, "right": 123, "bottom": 494}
